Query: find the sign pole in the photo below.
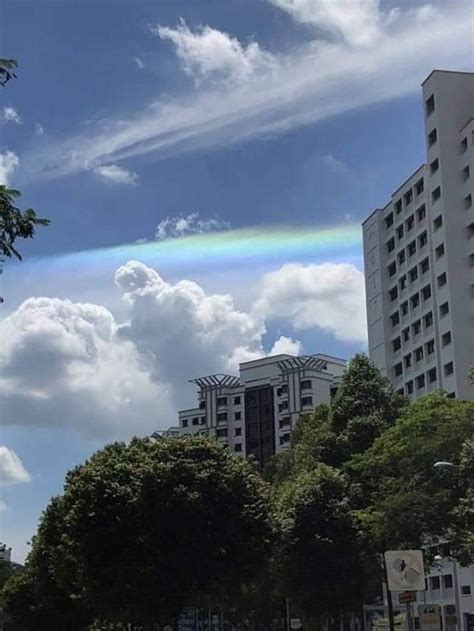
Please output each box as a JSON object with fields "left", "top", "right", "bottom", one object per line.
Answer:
{"left": 406, "top": 603, "right": 414, "bottom": 631}
{"left": 383, "top": 555, "right": 396, "bottom": 631}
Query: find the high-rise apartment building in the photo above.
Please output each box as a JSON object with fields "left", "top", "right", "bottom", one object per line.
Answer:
{"left": 363, "top": 70, "right": 474, "bottom": 400}
{"left": 177, "top": 352, "right": 346, "bottom": 469}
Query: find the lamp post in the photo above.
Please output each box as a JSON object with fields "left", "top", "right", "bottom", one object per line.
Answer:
{"left": 432, "top": 462, "right": 463, "bottom": 631}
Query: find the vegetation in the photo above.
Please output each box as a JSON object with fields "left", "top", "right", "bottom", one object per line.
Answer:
{"left": 0, "top": 58, "right": 17, "bottom": 86}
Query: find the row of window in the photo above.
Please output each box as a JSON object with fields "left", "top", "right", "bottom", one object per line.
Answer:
{"left": 277, "top": 380, "right": 312, "bottom": 396}
{"left": 181, "top": 416, "right": 206, "bottom": 428}
{"left": 217, "top": 395, "right": 241, "bottom": 406}
{"left": 278, "top": 396, "right": 313, "bottom": 412}
{"left": 391, "top": 178, "right": 425, "bottom": 219}
{"left": 389, "top": 282, "right": 432, "bottom": 307}
{"left": 388, "top": 256, "right": 430, "bottom": 285}
{"left": 217, "top": 411, "right": 242, "bottom": 422}
{"left": 391, "top": 300, "right": 449, "bottom": 329}
{"left": 427, "top": 575, "right": 471, "bottom": 595}
{"left": 385, "top": 202, "right": 426, "bottom": 232}
{"left": 395, "top": 360, "right": 455, "bottom": 391}
{"left": 216, "top": 426, "right": 242, "bottom": 438}
{"left": 387, "top": 229, "right": 428, "bottom": 257}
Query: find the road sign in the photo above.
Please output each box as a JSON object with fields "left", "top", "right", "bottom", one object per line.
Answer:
{"left": 290, "top": 619, "right": 302, "bottom": 630}
{"left": 418, "top": 605, "right": 441, "bottom": 631}
{"left": 384, "top": 550, "right": 425, "bottom": 591}
{"left": 399, "top": 591, "right": 417, "bottom": 604}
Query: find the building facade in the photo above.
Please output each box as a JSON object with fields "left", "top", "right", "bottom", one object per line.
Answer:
{"left": 363, "top": 70, "right": 474, "bottom": 400}
{"left": 177, "top": 353, "right": 346, "bottom": 469}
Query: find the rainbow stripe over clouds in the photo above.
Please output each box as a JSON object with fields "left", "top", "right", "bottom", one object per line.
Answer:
{"left": 22, "top": 223, "right": 363, "bottom": 275}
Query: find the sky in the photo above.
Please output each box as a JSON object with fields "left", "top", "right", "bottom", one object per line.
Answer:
{"left": 0, "top": 0, "right": 472, "bottom": 562}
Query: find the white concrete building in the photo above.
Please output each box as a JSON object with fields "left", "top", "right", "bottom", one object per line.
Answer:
{"left": 362, "top": 70, "right": 474, "bottom": 401}
{"left": 177, "top": 352, "right": 346, "bottom": 469}
{"left": 0, "top": 543, "right": 11, "bottom": 563}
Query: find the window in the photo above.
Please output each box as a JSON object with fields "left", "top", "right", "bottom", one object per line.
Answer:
{"left": 234, "top": 411, "right": 241, "bottom": 421}
{"left": 442, "top": 574, "right": 453, "bottom": 589}
{"left": 412, "top": 320, "right": 421, "bottom": 335}
{"left": 422, "top": 284, "right": 432, "bottom": 301}
{"left": 388, "top": 262, "right": 397, "bottom": 277}
{"left": 301, "top": 396, "right": 313, "bottom": 407}
{"left": 461, "top": 585, "right": 472, "bottom": 596}
{"left": 435, "top": 243, "right": 445, "bottom": 259}
{"left": 182, "top": 419, "right": 188, "bottom": 428}
{"left": 300, "top": 379, "right": 312, "bottom": 390}
{"left": 406, "top": 215, "right": 415, "bottom": 232}
{"left": 417, "top": 205, "right": 426, "bottom": 222}
{"left": 419, "top": 231, "right": 428, "bottom": 248}
{"left": 432, "top": 186, "right": 441, "bottom": 203}
{"left": 217, "top": 397, "right": 227, "bottom": 406}
{"left": 397, "top": 224, "right": 404, "bottom": 240}
{"left": 465, "top": 193, "right": 473, "bottom": 209}
{"left": 428, "top": 367, "right": 437, "bottom": 383}
{"left": 404, "top": 354, "right": 412, "bottom": 368}
{"left": 394, "top": 363, "right": 403, "bottom": 377}
{"left": 415, "top": 178, "right": 424, "bottom": 195}
{"left": 462, "top": 165, "right": 470, "bottom": 181}
{"left": 279, "top": 417, "right": 291, "bottom": 428}
{"left": 385, "top": 212, "right": 394, "bottom": 229}
{"left": 392, "top": 337, "right": 401, "bottom": 352}
{"left": 391, "top": 311, "right": 400, "bottom": 327}
{"left": 410, "top": 293, "right": 420, "bottom": 309}
{"left": 192, "top": 417, "right": 200, "bottom": 426}
{"left": 424, "top": 312, "right": 433, "bottom": 328}
{"left": 402, "top": 327, "right": 410, "bottom": 342}
{"left": 444, "top": 362, "right": 454, "bottom": 376}
{"left": 234, "top": 396, "right": 241, "bottom": 405}
{"left": 440, "top": 301, "right": 449, "bottom": 317}
{"left": 442, "top": 331, "right": 452, "bottom": 346}
{"left": 420, "top": 258, "right": 430, "bottom": 274}
{"left": 416, "top": 374, "right": 426, "bottom": 389}
{"left": 397, "top": 388, "right": 404, "bottom": 396}
{"left": 428, "top": 128, "right": 437, "bottom": 146}
{"left": 406, "top": 380, "right": 414, "bottom": 394}
{"left": 279, "top": 401, "right": 289, "bottom": 412}
{"left": 234, "top": 443, "right": 242, "bottom": 452}
{"left": 389, "top": 286, "right": 398, "bottom": 302}
{"left": 387, "top": 237, "right": 395, "bottom": 253}
{"left": 430, "top": 158, "right": 439, "bottom": 174}
{"left": 430, "top": 576, "right": 440, "bottom": 590}
{"left": 401, "top": 300, "right": 409, "bottom": 316}
{"left": 404, "top": 189, "right": 413, "bottom": 206}
{"left": 277, "top": 385, "right": 288, "bottom": 396}
{"left": 414, "top": 346, "right": 424, "bottom": 362}
{"left": 426, "top": 339, "right": 435, "bottom": 355}
{"left": 408, "top": 240, "right": 416, "bottom": 256}
{"left": 279, "top": 433, "right": 291, "bottom": 446}
{"left": 216, "top": 428, "right": 228, "bottom": 437}
{"left": 217, "top": 413, "right": 227, "bottom": 422}
{"left": 409, "top": 266, "right": 418, "bottom": 283}
{"left": 235, "top": 427, "right": 242, "bottom": 436}
{"left": 461, "top": 136, "right": 468, "bottom": 152}
{"left": 399, "top": 275, "right": 407, "bottom": 291}
{"left": 200, "top": 417, "right": 206, "bottom": 425}
{"left": 398, "top": 249, "right": 406, "bottom": 265}
{"left": 426, "top": 94, "right": 435, "bottom": 115}
{"left": 395, "top": 199, "right": 402, "bottom": 214}
{"left": 437, "top": 272, "right": 447, "bottom": 287}
{"left": 433, "top": 214, "right": 443, "bottom": 230}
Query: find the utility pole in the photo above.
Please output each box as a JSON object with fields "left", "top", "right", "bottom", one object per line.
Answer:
{"left": 286, "top": 597, "right": 291, "bottom": 631}
{"left": 382, "top": 555, "right": 396, "bottom": 631}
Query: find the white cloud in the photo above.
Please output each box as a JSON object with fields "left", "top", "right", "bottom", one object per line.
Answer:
{"left": 154, "top": 19, "right": 276, "bottom": 84}
{"left": 0, "top": 500, "right": 8, "bottom": 512}
{"left": 155, "top": 212, "right": 230, "bottom": 240}
{"left": 93, "top": 164, "right": 138, "bottom": 186}
{"left": 34, "top": 122, "right": 45, "bottom": 136}
{"left": 134, "top": 56, "right": 145, "bottom": 69}
{"left": 0, "top": 151, "right": 20, "bottom": 186}
{"left": 19, "top": 2, "right": 471, "bottom": 183}
{"left": 269, "top": 335, "right": 303, "bottom": 356}
{"left": 0, "top": 106, "right": 21, "bottom": 125}
{"left": 0, "top": 446, "right": 31, "bottom": 486}
{"left": 319, "top": 153, "right": 350, "bottom": 173}
{"left": 255, "top": 262, "right": 367, "bottom": 343}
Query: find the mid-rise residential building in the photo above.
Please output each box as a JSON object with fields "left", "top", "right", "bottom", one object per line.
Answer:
{"left": 177, "top": 352, "right": 346, "bottom": 469}
{"left": 362, "top": 70, "right": 474, "bottom": 400}
{"left": 0, "top": 543, "right": 11, "bottom": 563}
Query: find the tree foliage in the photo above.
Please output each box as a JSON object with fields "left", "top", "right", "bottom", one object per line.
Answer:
{"left": 0, "top": 58, "right": 17, "bottom": 86}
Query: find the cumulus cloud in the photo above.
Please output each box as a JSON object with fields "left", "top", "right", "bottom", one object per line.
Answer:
{"left": 0, "top": 446, "right": 31, "bottom": 486}
{"left": 154, "top": 19, "right": 276, "bottom": 83}
{"left": 269, "top": 335, "right": 303, "bottom": 356}
{"left": 255, "top": 262, "right": 367, "bottom": 343}
{"left": 0, "top": 106, "right": 21, "bottom": 125}
{"left": 93, "top": 164, "right": 138, "bottom": 186}
{"left": 0, "top": 151, "right": 20, "bottom": 185}
{"left": 155, "top": 212, "right": 230, "bottom": 240}
{"left": 0, "top": 296, "right": 174, "bottom": 438}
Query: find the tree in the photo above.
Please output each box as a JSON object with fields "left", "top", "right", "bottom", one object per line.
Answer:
{"left": 1, "top": 186, "right": 50, "bottom": 269}
{"left": 0, "top": 58, "right": 17, "bottom": 86}
{"left": 350, "top": 392, "right": 474, "bottom": 559}
{"left": 2, "top": 436, "right": 273, "bottom": 627}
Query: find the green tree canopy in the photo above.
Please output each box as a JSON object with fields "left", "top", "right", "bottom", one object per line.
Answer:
{"left": 0, "top": 58, "right": 17, "bottom": 86}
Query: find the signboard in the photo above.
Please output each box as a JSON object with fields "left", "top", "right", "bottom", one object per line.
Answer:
{"left": 291, "top": 619, "right": 302, "bottom": 630}
{"left": 399, "top": 591, "right": 416, "bottom": 604}
{"left": 418, "top": 605, "right": 441, "bottom": 631}
{"left": 444, "top": 605, "right": 457, "bottom": 631}
{"left": 384, "top": 550, "right": 425, "bottom": 591}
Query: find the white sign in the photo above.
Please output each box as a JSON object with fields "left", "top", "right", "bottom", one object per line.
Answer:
{"left": 384, "top": 550, "right": 425, "bottom": 591}
{"left": 291, "top": 619, "right": 302, "bottom": 630}
{"left": 419, "top": 605, "right": 441, "bottom": 631}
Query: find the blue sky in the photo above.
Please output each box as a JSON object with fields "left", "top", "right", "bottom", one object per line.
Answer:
{"left": 0, "top": 0, "right": 472, "bottom": 562}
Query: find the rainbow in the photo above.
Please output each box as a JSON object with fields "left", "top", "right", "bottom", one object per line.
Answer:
{"left": 19, "top": 223, "right": 363, "bottom": 275}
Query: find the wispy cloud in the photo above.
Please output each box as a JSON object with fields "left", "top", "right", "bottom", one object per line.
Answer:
{"left": 0, "top": 446, "right": 31, "bottom": 486}
{"left": 133, "top": 56, "right": 145, "bottom": 69}
{"left": 93, "top": 164, "right": 139, "bottom": 186}
{"left": 155, "top": 212, "right": 230, "bottom": 240}
{"left": 0, "top": 151, "right": 20, "bottom": 185}
{"left": 19, "top": 1, "right": 472, "bottom": 183}
{"left": 34, "top": 122, "right": 45, "bottom": 136}
{"left": 0, "top": 106, "right": 21, "bottom": 125}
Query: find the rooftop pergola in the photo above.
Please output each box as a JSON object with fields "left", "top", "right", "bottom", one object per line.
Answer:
{"left": 276, "top": 355, "right": 328, "bottom": 374}
{"left": 190, "top": 374, "right": 241, "bottom": 390}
